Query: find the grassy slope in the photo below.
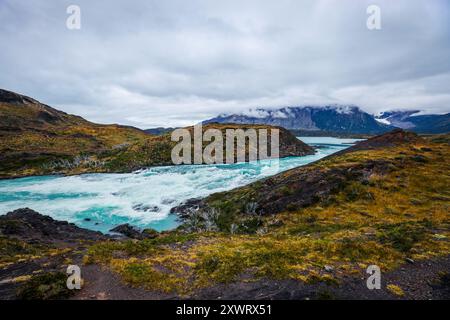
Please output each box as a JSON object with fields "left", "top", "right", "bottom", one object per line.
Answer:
{"left": 80, "top": 134, "right": 449, "bottom": 296}
{"left": 0, "top": 93, "right": 175, "bottom": 178}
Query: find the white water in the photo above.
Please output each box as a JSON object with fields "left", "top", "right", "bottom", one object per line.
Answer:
{"left": 0, "top": 137, "right": 362, "bottom": 232}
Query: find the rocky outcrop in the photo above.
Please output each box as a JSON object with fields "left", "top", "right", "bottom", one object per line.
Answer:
{"left": 183, "top": 123, "right": 316, "bottom": 160}
{"left": 109, "top": 223, "right": 159, "bottom": 240}
{"left": 170, "top": 198, "right": 202, "bottom": 218}
{"left": 0, "top": 89, "right": 39, "bottom": 105}
{"left": 0, "top": 208, "right": 107, "bottom": 244}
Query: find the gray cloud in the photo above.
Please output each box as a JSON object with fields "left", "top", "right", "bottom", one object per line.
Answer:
{"left": 0, "top": 0, "right": 449, "bottom": 128}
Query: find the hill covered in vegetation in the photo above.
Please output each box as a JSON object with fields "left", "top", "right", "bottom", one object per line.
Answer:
{"left": 0, "top": 89, "right": 312, "bottom": 178}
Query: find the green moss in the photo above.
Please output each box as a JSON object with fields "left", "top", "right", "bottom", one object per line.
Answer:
{"left": 287, "top": 222, "right": 356, "bottom": 236}
{"left": 376, "top": 222, "right": 429, "bottom": 253}
{"left": 16, "top": 272, "right": 74, "bottom": 300}
{"left": 150, "top": 232, "right": 198, "bottom": 245}
{"left": 85, "top": 232, "right": 199, "bottom": 264}
{"left": 343, "top": 182, "right": 375, "bottom": 202}
{"left": 237, "top": 216, "right": 263, "bottom": 234}
{"left": 0, "top": 237, "right": 49, "bottom": 263}
{"left": 286, "top": 203, "right": 298, "bottom": 211}
{"left": 279, "top": 185, "right": 294, "bottom": 196}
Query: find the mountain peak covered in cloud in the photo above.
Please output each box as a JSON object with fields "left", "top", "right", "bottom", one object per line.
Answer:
{"left": 204, "top": 105, "right": 390, "bottom": 134}
{"left": 225, "top": 105, "right": 362, "bottom": 120}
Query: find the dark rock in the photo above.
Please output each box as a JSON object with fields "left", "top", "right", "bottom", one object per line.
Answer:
{"left": 0, "top": 208, "right": 106, "bottom": 244}
{"left": 109, "top": 223, "right": 158, "bottom": 240}
{"left": 411, "top": 155, "right": 428, "bottom": 163}
{"left": 132, "top": 204, "right": 160, "bottom": 213}
{"left": 170, "top": 198, "right": 203, "bottom": 217}
{"left": 142, "top": 228, "right": 159, "bottom": 239}
{"left": 110, "top": 223, "right": 143, "bottom": 239}
{"left": 0, "top": 88, "right": 35, "bottom": 104}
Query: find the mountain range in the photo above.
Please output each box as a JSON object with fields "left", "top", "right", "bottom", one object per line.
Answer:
{"left": 375, "top": 110, "right": 450, "bottom": 134}
{"left": 203, "top": 105, "right": 450, "bottom": 135}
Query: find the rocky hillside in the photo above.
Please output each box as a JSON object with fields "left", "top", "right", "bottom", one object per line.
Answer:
{"left": 0, "top": 88, "right": 172, "bottom": 178}
{"left": 171, "top": 130, "right": 445, "bottom": 231}
{"left": 205, "top": 105, "right": 392, "bottom": 134}
{"left": 182, "top": 123, "right": 315, "bottom": 161}
{"left": 144, "top": 127, "right": 177, "bottom": 135}
{"left": 0, "top": 89, "right": 313, "bottom": 178}
{"left": 331, "top": 129, "right": 422, "bottom": 157}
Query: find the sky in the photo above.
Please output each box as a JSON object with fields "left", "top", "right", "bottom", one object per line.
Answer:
{"left": 0, "top": 0, "right": 449, "bottom": 128}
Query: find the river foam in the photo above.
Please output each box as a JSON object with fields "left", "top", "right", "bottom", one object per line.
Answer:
{"left": 0, "top": 137, "right": 362, "bottom": 232}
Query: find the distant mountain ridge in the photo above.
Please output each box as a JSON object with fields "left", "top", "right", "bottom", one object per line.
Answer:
{"left": 144, "top": 127, "right": 177, "bottom": 135}
{"left": 204, "top": 105, "right": 450, "bottom": 134}
{"left": 375, "top": 110, "right": 450, "bottom": 134}
{"left": 204, "top": 105, "right": 391, "bottom": 134}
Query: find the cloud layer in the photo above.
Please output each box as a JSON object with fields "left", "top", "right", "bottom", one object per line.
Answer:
{"left": 0, "top": 0, "right": 449, "bottom": 128}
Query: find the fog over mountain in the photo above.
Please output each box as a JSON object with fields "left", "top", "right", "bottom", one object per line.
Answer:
{"left": 0, "top": 0, "right": 449, "bottom": 128}
{"left": 204, "top": 105, "right": 390, "bottom": 134}
{"left": 204, "top": 105, "right": 450, "bottom": 134}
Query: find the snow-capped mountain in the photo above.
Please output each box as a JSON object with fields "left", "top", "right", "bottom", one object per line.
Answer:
{"left": 375, "top": 110, "right": 421, "bottom": 129}
{"left": 375, "top": 110, "right": 450, "bottom": 133}
{"left": 204, "top": 105, "right": 391, "bottom": 134}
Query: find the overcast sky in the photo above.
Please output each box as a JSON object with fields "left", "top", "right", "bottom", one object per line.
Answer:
{"left": 0, "top": 0, "right": 449, "bottom": 128}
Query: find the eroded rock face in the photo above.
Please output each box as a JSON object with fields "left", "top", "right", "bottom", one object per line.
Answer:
{"left": 0, "top": 89, "right": 38, "bottom": 105}
{"left": 170, "top": 198, "right": 203, "bottom": 218}
{"left": 109, "top": 223, "right": 159, "bottom": 240}
{"left": 109, "top": 223, "right": 143, "bottom": 239}
{"left": 0, "top": 208, "right": 106, "bottom": 244}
